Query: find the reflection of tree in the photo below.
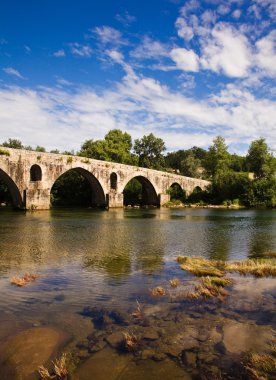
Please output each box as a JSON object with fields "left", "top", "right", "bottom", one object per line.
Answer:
{"left": 247, "top": 210, "right": 275, "bottom": 258}
{"left": 204, "top": 210, "right": 230, "bottom": 261}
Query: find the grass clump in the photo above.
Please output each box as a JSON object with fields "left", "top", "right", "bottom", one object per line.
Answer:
{"left": 38, "top": 353, "right": 68, "bottom": 379}
{"left": 0, "top": 148, "right": 10, "bottom": 156}
{"left": 123, "top": 332, "right": 139, "bottom": 353}
{"left": 225, "top": 259, "right": 276, "bottom": 277}
{"left": 131, "top": 300, "right": 143, "bottom": 320}
{"left": 169, "top": 278, "right": 181, "bottom": 288}
{"left": 11, "top": 273, "right": 39, "bottom": 287}
{"left": 177, "top": 256, "right": 225, "bottom": 277}
{"left": 150, "top": 286, "right": 166, "bottom": 296}
{"left": 244, "top": 350, "right": 276, "bottom": 380}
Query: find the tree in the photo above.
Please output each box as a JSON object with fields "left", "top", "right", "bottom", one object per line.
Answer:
{"left": 246, "top": 138, "right": 275, "bottom": 179}
{"left": 2, "top": 138, "right": 23, "bottom": 149}
{"left": 134, "top": 133, "right": 166, "bottom": 169}
{"left": 35, "top": 145, "right": 46, "bottom": 152}
{"left": 203, "top": 136, "right": 230, "bottom": 179}
{"left": 79, "top": 129, "right": 137, "bottom": 165}
{"left": 180, "top": 152, "right": 202, "bottom": 178}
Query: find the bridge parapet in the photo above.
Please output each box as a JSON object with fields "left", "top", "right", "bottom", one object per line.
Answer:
{"left": 0, "top": 147, "right": 210, "bottom": 209}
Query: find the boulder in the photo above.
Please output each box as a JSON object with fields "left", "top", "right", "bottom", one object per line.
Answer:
{"left": 0, "top": 326, "right": 70, "bottom": 380}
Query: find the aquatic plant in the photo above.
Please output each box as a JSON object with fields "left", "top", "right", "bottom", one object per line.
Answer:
{"left": 150, "top": 286, "right": 166, "bottom": 296}
{"left": 123, "top": 332, "right": 139, "bottom": 353}
{"left": 131, "top": 300, "right": 143, "bottom": 320}
{"left": 11, "top": 273, "right": 39, "bottom": 287}
{"left": 169, "top": 278, "right": 181, "bottom": 287}
{"left": 225, "top": 259, "right": 276, "bottom": 277}
{"left": 243, "top": 350, "right": 276, "bottom": 380}
{"left": 177, "top": 256, "right": 225, "bottom": 277}
{"left": 38, "top": 353, "right": 68, "bottom": 379}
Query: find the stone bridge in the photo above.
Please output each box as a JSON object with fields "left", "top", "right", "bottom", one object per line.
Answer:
{"left": 0, "top": 147, "right": 210, "bottom": 209}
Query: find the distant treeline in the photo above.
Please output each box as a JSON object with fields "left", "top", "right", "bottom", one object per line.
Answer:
{"left": 1, "top": 131, "right": 276, "bottom": 208}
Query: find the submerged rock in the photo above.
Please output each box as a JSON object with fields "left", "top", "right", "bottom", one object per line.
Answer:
{"left": 223, "top": 320, "right": 273, "bottom": 354}
{"left": 0, "top": 326, "right": 70, "bottom": 380}
{"left": 76, "top": 347, "right": 132, "bottom": 380}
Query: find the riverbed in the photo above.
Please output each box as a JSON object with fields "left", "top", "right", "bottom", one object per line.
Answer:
{"left": 0, "top": 208, "right": 275, "bottom": 379}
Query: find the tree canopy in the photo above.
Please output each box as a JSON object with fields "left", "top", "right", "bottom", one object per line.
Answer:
{"left": 134, "top": 133, "right": 166, "bottom": 169}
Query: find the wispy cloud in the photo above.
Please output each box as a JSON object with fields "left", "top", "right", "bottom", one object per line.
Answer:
{"left": 3, "top": 67, "right": 25, "bottom": 79}
{"left": 68, "top": 43, "right": 92, "bottom": 57}
{"left": 53, "top": 49, "right": 65, "bottom": 57}
{"left": 93, "top": 26, "right": 128, "bottom": 46}
{"left": 115, "top": 11, "right": 136, "bottom": 27}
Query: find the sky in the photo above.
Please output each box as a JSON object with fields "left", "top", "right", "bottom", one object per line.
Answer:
{"left": 0, "top": 0, "right": 275, "bottom": 155}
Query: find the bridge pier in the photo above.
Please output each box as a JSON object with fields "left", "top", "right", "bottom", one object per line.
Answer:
{"left": 25, "top": 186, "right": 51, "bottom": 210}
{"left": 159, "top": 193, "right": 170, "bottom": 206}
{"left": 107, "top": 191, "right": 124, "bottom": 208}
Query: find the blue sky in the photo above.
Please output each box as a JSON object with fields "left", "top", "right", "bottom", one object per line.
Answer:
{"left": 0, "top": 0, "right": 275, "bottom": 154}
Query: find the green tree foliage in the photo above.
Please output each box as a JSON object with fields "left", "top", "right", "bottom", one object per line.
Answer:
{"left": 203, "top": 136, "right": 230, "bottom": 178}
{"left": 2, "top": 138, "right": 24, "bottom": 149}
{"left": 244, "top": 139, "right": 276, "bottom": 207}
{"left": 79, "top": 129, "right": 137, "bottom": 165}
{"left": 123, "top": 179, "right": 142, "bottom": 206}
{"left": 246, "top": 138, "right": 275, "bottom": 179}
{"left": 180, "top": 152, "right": 202, "bottom": 178}
{"left": 35, "top": 145, "right": 46, "bottom": 152}
{"left": 134, "top": 133, "right": 166, "bottom": 169}
{"left": 165, "top": 147, "right": 206, "bottom": 177}
{"left": 167, "top": 183, "right": 186, "bottom": 202}
{"left": 51, "top": 171, "right": 93, "bottom": 207}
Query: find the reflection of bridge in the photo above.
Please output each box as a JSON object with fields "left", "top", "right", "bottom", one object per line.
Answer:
{"left": 0, "top": 147, "right": 210, "bottom": 209}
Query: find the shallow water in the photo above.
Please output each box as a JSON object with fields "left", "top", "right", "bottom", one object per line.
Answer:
{"left": 0, "top": 208, "right": 275, "bottom": 379}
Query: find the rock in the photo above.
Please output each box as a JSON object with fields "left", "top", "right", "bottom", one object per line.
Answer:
{"left": 183, "top": 351, "right": 197, "bottom": 367}
{"left": 141, "top": 349, "right": 156, "bottom": 360}
{"left": 76, "top": 347, "right": 132, "bottom": 380}
{"left": 88, "top": 339, "right": 106, "bottom": 353}
{"left": 0, "top": 326, "right": 70, "bottom": 380}
{"left": 223, "top": 320, "right": 273, "bottom": 354}
{"left": 105, "top": 331, "right": 124, "bottom": 348}
{"left": 118, "top": 359, "right": 192, "bottom": 380}
{"left": 209, "top": 328, "right": 222, "bottom": 344}
{"left": 142, "top": 327, "right": 159, "bottom": 341}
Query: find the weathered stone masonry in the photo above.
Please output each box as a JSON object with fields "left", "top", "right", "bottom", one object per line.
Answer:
{"left": 0, "top": 147, "right": 210, "bottom": 209}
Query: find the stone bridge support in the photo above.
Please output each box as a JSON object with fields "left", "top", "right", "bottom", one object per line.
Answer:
{"left": 0, "top": 147, "right": 210, "bottom": 210}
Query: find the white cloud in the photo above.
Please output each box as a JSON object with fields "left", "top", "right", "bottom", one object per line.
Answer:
{"left": 131, "top": 36, "right": 168, "bottom": 59}
{"left": 232, "top": 9, "right": 242, "bottom": 19}
{"left": 68, "top": 43, "right": 92, "bottom": 57}
{"left": 170, "top": 48, "right": 199, "bottom": 72}
{"left": 2, "top": 67, "right": 24, "bottom": 79}
{"left": 93, "top": 26, "right": 127, "bottom": 46}
{"left": 255, "top": 30, "right": 276, "bottom": 77}
{"left": 200, "top": 24, "right": 252, "bottom": 77}
{"left": 0, "top": 67, "right": 275, "bottom": 153}
{"left": 115, "top": 11, "right": 136, "bottom": 27}
{"left": 175, "top": 18, "right": 194, "bottom": 41}
{"left": 53, "top": 49, "right": 65, "bottom": 57}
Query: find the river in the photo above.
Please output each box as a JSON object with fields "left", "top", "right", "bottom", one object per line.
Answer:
{"left": 0, "top": 208, "right": 275, "bottom": 379}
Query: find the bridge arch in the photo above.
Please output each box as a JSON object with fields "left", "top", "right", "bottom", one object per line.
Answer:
{"left": 167, "top": 182, "right": 186, "bottom": 202}
{"left": 51, "top": 167, "right": 106, "bottom": 207}
{"left": 0, "top": 169, "right": 23, "bottom": 208}
{"left": 122, "top": 175, "right": 159, "bottom": 206}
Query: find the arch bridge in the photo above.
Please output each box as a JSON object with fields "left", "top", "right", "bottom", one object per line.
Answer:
{"left": 0, "top": 147, "right": 210, "bottom": 209}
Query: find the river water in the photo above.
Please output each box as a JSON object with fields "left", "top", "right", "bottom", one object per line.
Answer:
{"left": 0, "top": 208, "right": 275, "bottom": 379}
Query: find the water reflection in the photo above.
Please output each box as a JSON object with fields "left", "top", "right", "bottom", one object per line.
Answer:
{"left": 0, "top": 208, "right": 275, "bottom": 314}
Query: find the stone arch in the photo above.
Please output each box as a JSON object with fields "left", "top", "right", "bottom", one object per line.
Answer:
{"left": 123, "top": 175, "right": 159, "bottom": 206}
{"left": 110, "top": 172, "right": 118, "bottom": 190}
{"left": 30, "top": 164, "right": 42, "bottom": 181}
{"left": 168, "top": 182, "right": 186, "bottom": 202}
{"left": 0, "top": 168, "right": 23, "bottom": 208}
{"left": 51, "top": 167, "right": 106, "bottom": 207}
